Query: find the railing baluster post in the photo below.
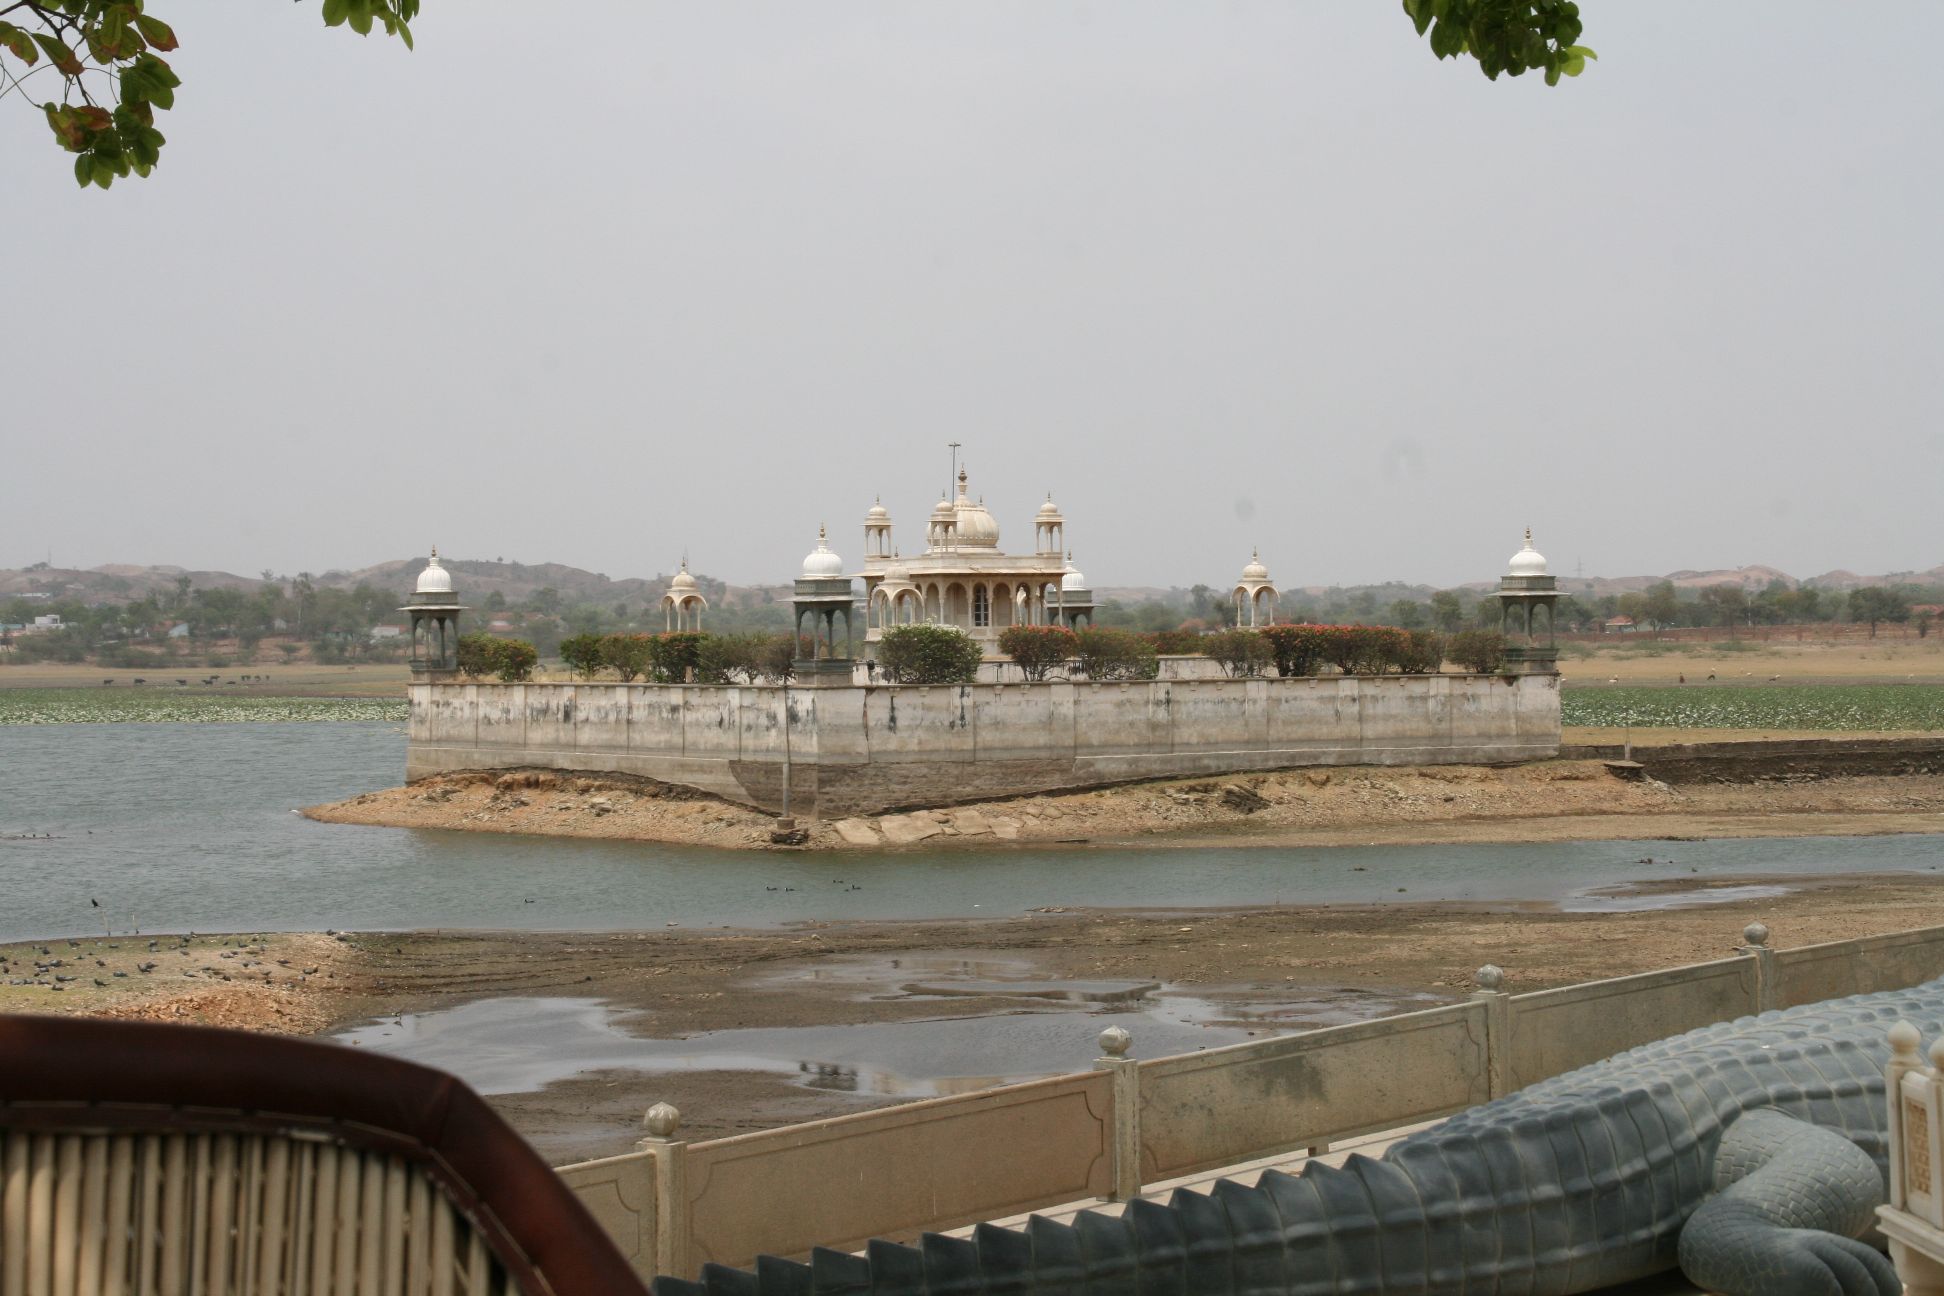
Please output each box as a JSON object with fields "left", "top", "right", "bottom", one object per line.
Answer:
{"left": 1738, "top": 923, "right": 1777, "bottom": 1014}
{"left": 1094, "top": 1027, "right": 1142, "bottom": 1202}
{"left": 1473, "top": 965, "right": 1510, "bottom": 1100}
{"left": 638, "top": 1103, "right": 690, "bottom": 1281}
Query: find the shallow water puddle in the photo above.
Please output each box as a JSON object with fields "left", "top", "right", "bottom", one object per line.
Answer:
{"left": 336, "top": 965, "right": 1446, "bottom": 1098}
{"left": 1560, "top": 882, "right": 1795, "bottom": 913}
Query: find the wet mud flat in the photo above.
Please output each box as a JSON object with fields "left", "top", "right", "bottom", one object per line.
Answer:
{"left": 313, "top": 871, "right": 1944, "bottom": 1162}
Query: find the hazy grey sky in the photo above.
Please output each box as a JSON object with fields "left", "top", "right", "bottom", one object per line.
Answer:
{"left": 6, "top": 2, "right": 1940, "bottom": 589}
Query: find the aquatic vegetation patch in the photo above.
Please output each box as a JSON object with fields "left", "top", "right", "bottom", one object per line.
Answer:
{"left": 0, "top": 690, "right": 408, "bottom": 725}
{"left": 1563, "top": 684, "right": 1944, "bottom": 732}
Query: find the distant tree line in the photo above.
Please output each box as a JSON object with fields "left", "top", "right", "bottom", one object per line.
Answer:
{"left": 1089, "top": 579, "right": 1940, "bottom": 640}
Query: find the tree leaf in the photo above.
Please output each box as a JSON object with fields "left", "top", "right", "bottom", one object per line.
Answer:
{"left": 32, "top": 32, "right": 85, "bottom": 76}
{"left": 134, "top": 14, "right": 179, "bottom": 52}
{"left": 0, "top": 21, "right": 39, "bottom": 64}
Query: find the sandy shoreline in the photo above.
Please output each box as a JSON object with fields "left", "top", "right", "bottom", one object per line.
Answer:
{"left": 303, "top": 757, "right": 1944, "bottom": 852}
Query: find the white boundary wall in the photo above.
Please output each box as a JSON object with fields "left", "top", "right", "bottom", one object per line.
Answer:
{"left": 558, "top": 921, "right": 1944, "bottom": 1282}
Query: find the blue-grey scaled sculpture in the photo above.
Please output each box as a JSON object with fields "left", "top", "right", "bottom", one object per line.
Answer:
{"left": 652, "top": 969, "right": 1934, "bottom": 1295}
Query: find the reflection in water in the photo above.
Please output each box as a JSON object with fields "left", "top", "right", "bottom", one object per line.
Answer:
{"left": 336, "top": 952, "right": 1456, "bottom": 1100}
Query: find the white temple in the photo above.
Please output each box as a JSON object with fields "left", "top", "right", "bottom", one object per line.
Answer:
{"left": 852, "top": 467, "right": 1093, "bottom": 648}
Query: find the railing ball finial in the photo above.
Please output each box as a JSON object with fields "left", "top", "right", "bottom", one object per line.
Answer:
{"left": 1099, "top": 1025, "right": 1133, "bottom": 1058}
{"left": 1891, "top": 1020, "right": 1923, "bottom": 1060}
{"left": 1475, "top": 964, "right": 1505, "bottom": 992}
{"left": 1742, "top": 922, "right": 1770, "bottom": 948}
{"left": 1929, "top": 1036, "right": 1944, "bottom": 1075}
{"left": 643, "top": 1101, "right": 683, "bottom": 1139}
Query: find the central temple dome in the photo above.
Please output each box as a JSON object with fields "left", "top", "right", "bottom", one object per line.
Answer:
{"left": 950, "top": 468, "right": 1000, "bottom": 548}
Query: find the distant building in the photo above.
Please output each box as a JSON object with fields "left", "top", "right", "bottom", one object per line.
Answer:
{"left": 368, "top": 624, "right": 406, "bottom": 641}
{"left": 28, "top": 614, "right": 63, "bottom": 631}
{"left": 1602, "top": 616, "right": 1637, "bottom": 633}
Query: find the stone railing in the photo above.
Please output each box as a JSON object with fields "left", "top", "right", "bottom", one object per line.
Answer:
{"left": 555, "top": 920, "right": 1944, "bottom": 1282}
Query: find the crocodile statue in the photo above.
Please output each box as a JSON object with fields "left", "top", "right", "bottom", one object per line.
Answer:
{"left": 649, "top": 976, "right": 1943, "bottom": 1296}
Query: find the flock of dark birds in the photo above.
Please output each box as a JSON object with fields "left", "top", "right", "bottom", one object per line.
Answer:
{"left": 1, "top": 933, "right": 320, "bottom": 993}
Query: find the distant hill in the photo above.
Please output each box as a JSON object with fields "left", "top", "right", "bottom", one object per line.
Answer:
{"left": 0, "top": 557, "right": 792, "bottom": 612}
{"left": 6, "top": 555, "right": 1941, "bottom": 610}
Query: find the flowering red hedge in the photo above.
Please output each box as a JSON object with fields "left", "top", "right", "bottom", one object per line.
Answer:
{"left": 997, "top": 624, "right": 1079, "bottom": 681}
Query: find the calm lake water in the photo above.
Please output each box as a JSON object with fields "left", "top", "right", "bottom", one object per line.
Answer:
{"left": 3, "top": 722, "right": 1942, "bottom": 944}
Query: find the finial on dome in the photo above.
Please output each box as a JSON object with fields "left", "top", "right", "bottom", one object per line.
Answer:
{"left": 430, "top": 544, "right": 439, "bottom": 561}
{"left": 819, "top": 522, "right": 827, "bottom": 542}
{"left": 1524, "top": 527, "right": 1533, "bottom": 548}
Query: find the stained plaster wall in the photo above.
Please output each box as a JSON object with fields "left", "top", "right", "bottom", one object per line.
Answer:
{"left": 406, "top": 673, "right": 1560, "bottom": 817}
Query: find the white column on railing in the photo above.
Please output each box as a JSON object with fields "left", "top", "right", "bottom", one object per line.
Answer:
{"left": 1879, "top": 1028, "right": 1944, "bottom": 1294}
{"left": 638, "top": 1102, "right": 690, "bottom": 1280}
{"left": 1889, "top": 1022, "right": 1925, "bottom": 1213}
{"left": 1737, "top": 922, "right": 1777, "bottom": 1014}
{"left": 1473, "top": 964, "right": 1511, "bottom": 1100}
{"left": 1094, "top": 1026, "right": 1142, "bottom": 1202}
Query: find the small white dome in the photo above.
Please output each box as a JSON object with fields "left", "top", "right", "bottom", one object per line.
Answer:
{"left": 415, "top": 547, "right": 454, "bottom": 595}
{"left": 1062, "top": 551, "right": 1088, "bottom": 592}
{"left": 930, "top": 496, "right": 955, "bottom": 519}
{"left": 1037, "top": 495, "right": 1063, "bottom": 518}
{"left": 865, "top": 497, "right": 890, "bottom": 521}
{"left": 1508, "top": 528, "right": 1549, "bottom": 577}
{"left": 801, "top": 526, "right": 845, "bottom": 579}
{"left": 669, "top": 560, "right": 698, "bottom": 592}
{"left": 883, "top": 562, "right": 912, "bottom": 584}
{"left": 1240, "top": 548, "right": 1270, "bottom": 582}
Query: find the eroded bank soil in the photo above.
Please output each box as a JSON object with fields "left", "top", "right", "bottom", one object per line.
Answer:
{"left": 305, "top": 758, "right": 1944, "bottom": 852}
{"left": 16, "top": 876, "right": 1944, "bottom": 1162}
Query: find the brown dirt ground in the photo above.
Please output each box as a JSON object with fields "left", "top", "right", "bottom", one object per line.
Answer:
{"left": 1556, "top": 635, "right": 1944, "bottom": 685}
{"left": 15, "top": 876, "right": 1944, "bottom": 1163}
{"left": 304, "top": 759, "right": 1944, "bottom": 853}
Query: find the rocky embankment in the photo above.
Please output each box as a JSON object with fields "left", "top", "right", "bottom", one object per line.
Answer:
{"left": 304, "top": 756, "right": 1944, "bottom": 851}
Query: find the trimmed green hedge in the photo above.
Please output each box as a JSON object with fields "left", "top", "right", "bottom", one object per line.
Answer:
{"left": 1075, "top": 627, "right": 1160, "bottom": 681}
{"left": 457, "top": 633, "right": 538, "bottom": 682}
{"left": 878, "top": 625, "right": 983, "bottom": 684}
